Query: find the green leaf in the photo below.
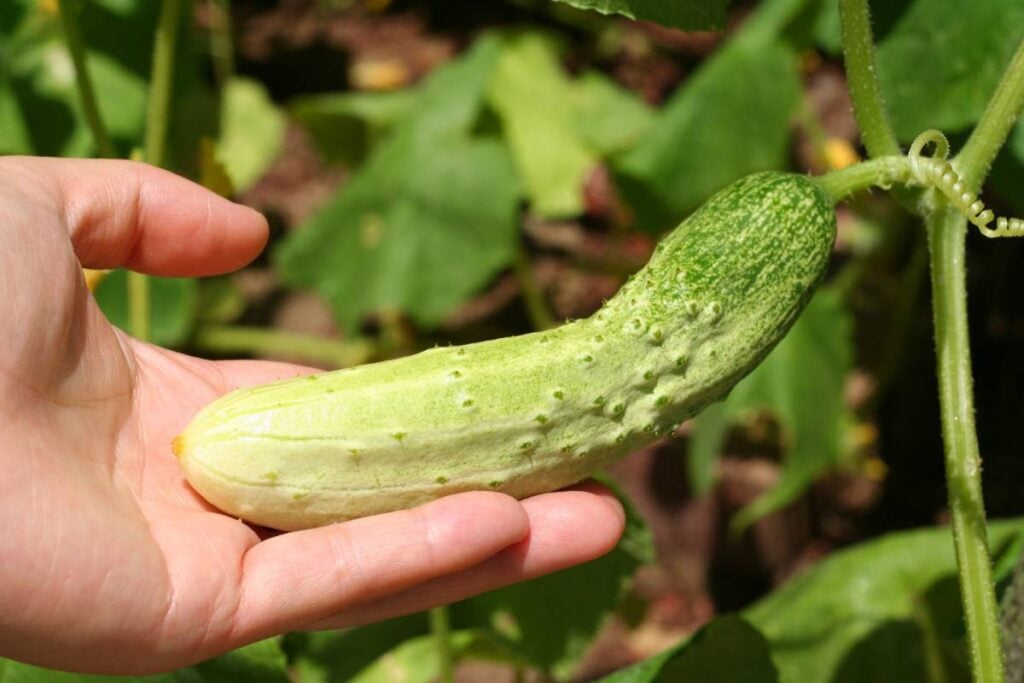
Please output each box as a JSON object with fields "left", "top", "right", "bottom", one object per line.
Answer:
{"left": 216, "top": 77, "right": 285, "bottom": 192}
{"left": 347, "top": 630, "right": 487, "bottom": 683}
{"left": 0, "top": 659, "right": 177, "bottom": 682}
{"left": 688, "top": 289, "right": 854, "bottom": 527}
{"left": 875, "top": 0, "right": 1024, "bottom": 141}
{"left": 571, "top": 71, "right": 654, "bottom": 157}
{"left": 275, "top": 35, "right": 523, "bottom": 331}
{"left": 0, "top": 639, "right": 287, "bottom": 682}
{"left": 186, "top": 638, "right": 289, "bottom": 683}
{"left": 597, "top": 615, "right": 778, "bottom": 683}
{"left": 546, "top": 0, "right": 729, "bottom": 30}
{"left": 487, "top": 33, "right": 596, "bottom": 218}
{"left": 614, "top": 40, "right": 801, "bottom": 231}
{"left": 744, "top": 519, "right": 1024, "bottom": 682}
{"left": 285, "top": 613, "right": 429, "bottom": 683}
{"left": 291, "top": 89, "right": 418, "bottom": 166}
{"left": 450, "top": 483, "right": 654, "bottom": 679}
{"left": 0, "top": 31, "right": 147, "bottom": 157}
{"left": 94, "top": 270, "right": 199, "bottom": 348}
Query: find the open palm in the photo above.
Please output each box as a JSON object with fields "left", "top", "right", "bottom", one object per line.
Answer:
{"left": 0, "top": 158, "right": 625, "bottom": 675}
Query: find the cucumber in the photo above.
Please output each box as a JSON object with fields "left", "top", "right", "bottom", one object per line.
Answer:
{"left": 175, "top": 171, "right": 836, "bottom": 530}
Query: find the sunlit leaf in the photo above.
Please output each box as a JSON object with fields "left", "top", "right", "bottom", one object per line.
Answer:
{"left": 216, "top": 77, "right": 285, "bottom": 192}
{"left": 275, "top": 35, "right": 523, "bottom": 331}
{"left": 744, "top": 519, "right": 1024, "bottom": 682}
{"left": 487, "top": 33, "right": 595, "bottom": 218}
{"left": 571, "top": 71, "right": 654, "bottom": 157}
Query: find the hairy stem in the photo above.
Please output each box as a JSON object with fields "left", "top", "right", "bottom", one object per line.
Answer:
{"left": 57, "top": 0, "right": 115, "bottom": 158}
{"left": 430, "top": 606, "right": 454, "bottom": 683}
{"left": 838, "top": 0, "right": 901, "bottom": 158}
{"left": 926, "top": 206, "right": 1004, "bottom": 682}
{"left": 814, "top": 156, "right": 910, "bottom": 203}
{"left": 955, "top": 39, "right": 1024, "bottom": 193}
{"left": 191, "top": 325, "right": 373, "bottom": 368}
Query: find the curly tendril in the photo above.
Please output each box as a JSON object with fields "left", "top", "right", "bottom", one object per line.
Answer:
{"left": 907, "top": 129, "right": 1023, "bottom": 238}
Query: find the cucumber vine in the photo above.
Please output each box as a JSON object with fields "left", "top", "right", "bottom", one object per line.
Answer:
{"left": 906, "top": 130, "right": 1024, "bottom": 238}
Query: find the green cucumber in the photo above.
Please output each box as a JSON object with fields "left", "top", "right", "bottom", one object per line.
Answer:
{"left": 175, "top": 171, "right": 836, "bottom": 530}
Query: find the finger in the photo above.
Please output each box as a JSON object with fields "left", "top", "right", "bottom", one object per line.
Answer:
{"left": 306, "top": 483, "right": 627, "bottom": 630}
{"left": 205, "top": 358, "right": 323, "bottom": 394}
{"left": 230, "top": 491, "right": 530, "bottom": 642}
{"left": 19, "top": 157, "right": 268, "bottom": 276}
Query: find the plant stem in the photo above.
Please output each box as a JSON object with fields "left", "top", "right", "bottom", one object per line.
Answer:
{"left": 430, "top": 606, "right": 454, "bottom": 683}
{"left": 955, "top": 39, "right": 1024, "bottom": 193}
{"left": 192, "top": 325, "right": 374, "bottom": 368}
{"left": 145, "top": 0, "right": 183, "bottom": 168}
{"left": 209, "top": 0, "right": 235, "bottom": 88}
{"left": 128, "top": 272, "right": 151, "bottom": 341}
{"left": 514, "top": 245, "right": 556, "bottom": 330}
{"left": 57, "top": 0, "right": 115, "bottom": 158}
{"left": 133, "top": 0, "right": 183, "bottom": 343}
{"left": 814, "top": 156, "right": 910, "bottom": 203}
{"left": 838, "top": 0, "right": 901, "bottom": 158}
{"left": 926, "top": 206, "right": 1004, "bottom": 682}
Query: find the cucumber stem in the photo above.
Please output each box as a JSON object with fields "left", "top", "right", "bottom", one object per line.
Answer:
{"left": 813, "top": 156, "right": 910, "bottom": 204}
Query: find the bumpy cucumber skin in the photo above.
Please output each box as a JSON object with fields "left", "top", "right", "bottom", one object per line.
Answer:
{"left": 175, "top": 172, "right": 836, "bottom": 530}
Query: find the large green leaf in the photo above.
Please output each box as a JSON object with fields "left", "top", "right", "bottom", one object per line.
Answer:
{"left": 688, "top": 289, "right": 854, "bottom": 528}
{"left": 216, "top": 77, "right": 285, "bottom": 192}
{"left": 875, "top": 0, "right": 1024, "bottom": 141}
{"left": 613, "top": 40, "right": 801, "bottom": 231}
{"left": 449, "top": 481, "right": 655, "bottom": 679}
{"left": 596, "top": 520, "right": 1024, "bottom": 682}
{"left": 745, "top": 519, "right": 1024, "bottom": 682}
{"left": 275, "top": 36, "right": 524, "bottom": 331}
{"left": 94, "top": 270, "right": 199, "bottom": 348}
{"left": 571, "top": 71, "right": 654, "bottom": 157}
{"left": 285, "top": 613, "right": 429, "bottom": 683}
{"left": 290, "top": 89, "right": 417, "bottom": 166}
{"left": 597, "top": 615, "right": 778, "bottom": 683}
{"left": 547, "top": 0, "right": 729, "bottom": 30}
{"left": 487, "top": 33, "right": 596, "bottom": 218}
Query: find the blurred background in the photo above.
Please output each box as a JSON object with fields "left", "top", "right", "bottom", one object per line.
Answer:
{"left": 3, "top": 0, "right": 1024, "bottom": 680}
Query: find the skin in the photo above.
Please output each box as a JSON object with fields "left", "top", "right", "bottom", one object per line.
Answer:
{"left": 0, "top": 157, "right": 625, "bottom": 675}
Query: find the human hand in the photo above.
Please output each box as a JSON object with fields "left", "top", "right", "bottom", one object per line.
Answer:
{"left": 0, "top": 158, "right": 625, "bottom": 675}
